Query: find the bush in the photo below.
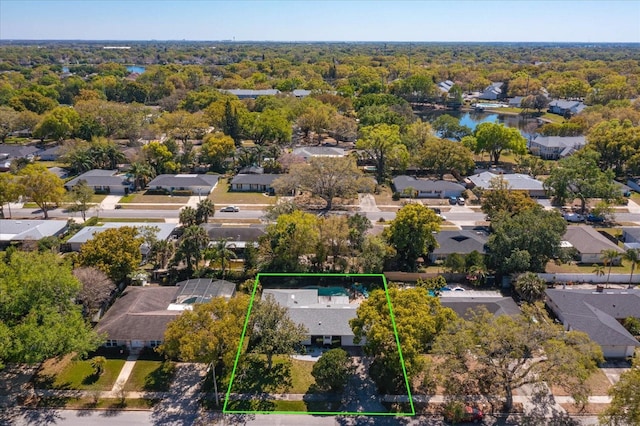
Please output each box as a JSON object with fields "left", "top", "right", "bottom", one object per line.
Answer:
{"left": 311, "top": 348, "right": 353, "bottom": 392}
{"left": 145, "top": 189, "right": 169, "bottom": 196}
{"left": 171, "top": 190, "right": 192, "bottom": 197}
{"left": 83, "top": 217, "right": 100, "bottom": 227}
{"left": 392, "top": 192, "right": 401, "bottom": 201}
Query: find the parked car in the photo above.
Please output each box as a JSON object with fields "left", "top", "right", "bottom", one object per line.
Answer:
{"left": 564, "top": 213, "right": 584, "bottom": 223}
{"left": 444, "top": 405, "right": 484, "bottom": 423}
{"left": 457, "top": 197, "right": 465, "bottom": 206}
{"left": 586, "top": 213, "right": 605, "bottom": 222}
{"left": 449, "top": 196, "right": 458, "bottom": 205}
{"left": 220, "top": 206, "right": 240, "bottom": 212}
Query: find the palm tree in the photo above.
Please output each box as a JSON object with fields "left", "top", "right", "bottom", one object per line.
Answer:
{"left": 206, "top": 238, "right": 237, "bottom": 278}
{"left": 196, "top": 199, "right": 215, "bottom": 224}
{"left": 151, "top": 239, "right": 175, "bottom": 270}
{"left": 622, "top": 248, "right": 640, "bottom": 288}
{"left": 601, "top": 249, "right": 621, "bottom": 288}
{"left": 514, "top": 272, "right": 546, "bottom": 303}
{"left": 129, "top": 162, "right": 155, "bottom": 192}
{"left": 173, "top": 225, "right": 209, "bottom": 275}
{"left": 592, "top": 264, "right": 605, "bottom": 281}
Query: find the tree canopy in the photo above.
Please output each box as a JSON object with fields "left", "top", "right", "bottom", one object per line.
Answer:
{"left": 474, "top": 122, "right": 527, "bottom": 165}
{"left": 384, "top": 203, "right": 440, "bottom": 271}
{"left": 350, "top": 286, "right": 456, "bottom": 393}
{"left": 78, "top": 226, "right": 143, "bottom": 283}
{"left": 432, "top": 304, "right": 603, "bottom": 412}
{"left": 0, "top": 251, "right": 102, "bottom": 368}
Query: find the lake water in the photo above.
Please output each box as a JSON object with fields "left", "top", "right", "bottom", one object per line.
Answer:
{"left": 126, "top": 65, "right": 146, "bottom": 74}
{"left": 418, "top": 110, "right": 539, "bottom": 137}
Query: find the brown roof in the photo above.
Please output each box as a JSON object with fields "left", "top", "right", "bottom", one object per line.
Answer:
{"left": 96, "top": 286, "right": 180, "bottom": 341}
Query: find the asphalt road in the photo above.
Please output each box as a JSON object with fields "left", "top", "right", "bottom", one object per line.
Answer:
{"left": 8, "top": 409, "right": 601, "bottom": 425}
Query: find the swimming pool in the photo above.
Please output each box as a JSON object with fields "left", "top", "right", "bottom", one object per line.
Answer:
{"left": 303, "top": 286, "right": 349, "bottom": 297}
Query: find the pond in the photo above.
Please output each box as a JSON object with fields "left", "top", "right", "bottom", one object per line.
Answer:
{"left": 126, "top": 65, "right": 146, "bottom": 74}
{"left": 417, "top": 109, "right": 539, "bottom": 137}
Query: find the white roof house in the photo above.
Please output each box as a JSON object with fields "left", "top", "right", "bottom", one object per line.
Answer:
{"left": 468, "top": 172, "right": 546, "bottom": 197}
{"left": 528, "top": 135, "right": 587, "bottom": 160}
{"left": 67, "top": 222, "right": 177, "bottom": 252}
{"left": 0, "top": 219, "right": 68, "bottom": 244}
{"left": 291, "top": 146, "right": 345, "bottom": 161}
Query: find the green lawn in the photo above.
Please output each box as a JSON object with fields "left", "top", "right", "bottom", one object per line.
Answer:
{"left": 123, "top": 361, "right": 175, "bottom": 392}
{"left": 36, "top": 357, "right": 125, "bottom": 391}
{"left": 288, "top": 359, "right": 316, "bottom": 394}
{"left": 99, "top": 218, "right": 166, "bottom": 223}
{"left": 119, "top": 194, "right": 190, "bottom": 204}
{"left": 38, "top": 396, "right": 159, "bottom": 409}
{"left": 209, "top": 178, "right": 277, "bottom": 205}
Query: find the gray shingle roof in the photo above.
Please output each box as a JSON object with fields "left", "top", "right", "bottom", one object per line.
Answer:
{"left": 67, "top": 222, "right": 177, "bottom": 245}
{"left": 562, "top": 226, "right": 623, "bottom": 255}
{"left": 0, "top": 219, "right": 68, "bottom": 242}
{"left": 432, "top": 230, "right": 488, "bottom": 256}
{"left": 545, "top": 289, "right": 640, "bottom": 348}
{"left": 392, "top": 176, "right": 465, "bottom": 195}
{"left": 0, "top": 145, "right": 40, "bottom": 158}
{"left": 230, "top": 174, "right": 280, "bottom": 186}
{"left": 96, "top": 286, "right": 181, "bottom": 341}
{"left": 530, "top": 135, "right": 586, "bottom": 149}
{"left": 440, "top": 296, "right": 520, "bottom": 318}
{"left": 262, "top": 289, "right": 357, "bottom": 336}
{"left": 202, "top": 224, "right": 265, "bottom": 243}
{"left": 148, "top": 174, "right": 219, "bottom": 188}
{"left": 65, "top": 170, "right": 128, "bottom": 188}
{"left": 469, "top": 172, "right": 544, "bottom": 192}
{"left": 292, "top": 146, "right": 345, "bottom": 158}
{"left": 224, "top": 89, "right": 280, "bottom": 97}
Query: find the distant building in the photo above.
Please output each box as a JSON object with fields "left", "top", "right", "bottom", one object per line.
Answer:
{"left": 291, "top": 146, "right": 345, "bottom": 162}
{"left": 548, "top": 99, "right": 586, "bottom": 116}
{"left": 222, "top": 89, "right": 280, "bottom": 99}
{"left": 67, "top": 222, "right": 177, "bottom": 252}
{"left": 437, "top": 80, "right": 455, "bottom": 94}
{"left": 230, "top": 173, "right": 279, "bottom": 193}
{"left": 479, "top": 82, "right": 505, "bottom": 100}
{"left": 528, "top": 135, "right": 587, "bottom": 160}
{"left": 147, "top": 174, "right": 219, "bottom": 195}
{"left": 0, "top": 219, "right": 68, "bottom": 247}
{"left": 561, "top": 226, "right": 624, "bottom": 264}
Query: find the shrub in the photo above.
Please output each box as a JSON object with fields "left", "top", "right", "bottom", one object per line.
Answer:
{"left": 392, "top": 192, "right": 401, "bottom": 201}
{"left": 145, "top": 188, "right": 169, "bottom": 196}
{"left": 171, "top": 190, "right": 192, "bottom": 197}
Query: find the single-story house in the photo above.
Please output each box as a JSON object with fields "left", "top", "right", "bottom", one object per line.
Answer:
{"left": 292, "top": 146, "right": 345, "bottom": 162}
{"left": 97, "top": 286, "right": 182, "bottom": 351}
{"left": 545, "top": 289, "right": 640, "bottom": 358}
{"left": 147, "top": 174, "right": 219, "bottom": 195}
{"left": 437, "top": 80, "right": 454, "bottom": 94}
{"left": 508, "top": 96, "right": 524, "bottom": 108}
{"left": 429, "top": 229, "right": 488, "bottom": 262}
{"left": 561, "top": 226, "right": 624, "bottom": 264}
{"left": 97, "top": 279, "right": 238, "bottom": 351}
{"left": 67, "top": 222, "right": 177, "bottom": 252}
{"left": 292, "top": 89, "right": 312, "bottom": 98}
{"left": 440, "top": 293, "right": 520, "bottom": 319}
{"left": 622, "top": 227, "right": 640, "bottom": 251}
{"left": 262, "top": 289, "right": 362, "bottom": 347}
{"left": 202, "top": 224, "right": 266, "bottom": 252}
{"left": 230, "top": 174, "right": 279, "bottom": 193}
{"left": 468, "top": 172, "right": 546, "bottom": 197}
{"left": 627, "top": 177, "right": 640, "bottom": 193}
{"left": 528, "top": 135, "right": 587, "bottom": 160}
{"left": 392, "top": 176, "right": 465, "bottom": 199}
{"left": 479, "top": 82, "right": 505, "bottom": 100}
{"left": 0, "top": 219, "right": 68, "bottom": 247}
{"left": 222, "top": 89, "right": 281, "bottom": 99}
{"left": 173, "top": 278, "right": 236, "bottom": 304}
{"left": 0, "top": 145, "right": 40, "bottom": 171}
{"left": 65, "top": 170, "right": 130, "bottom": 195}
{"left": 38, "top": 145, "right": 62, "bottom": 161}
{"left": 548, "top": 99, "right": 586, "bottom": 116}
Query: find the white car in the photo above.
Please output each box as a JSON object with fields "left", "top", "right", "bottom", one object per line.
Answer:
{"left": 220, "top": 206, "right": 240, "bottom": 212}
{"left": 564, "top": 213, "right": 584, "bottom": 223}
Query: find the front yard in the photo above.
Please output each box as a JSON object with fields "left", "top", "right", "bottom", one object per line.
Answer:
{"left": 123, "top": 360, "right": 175, "bottom": 392}
{"left": 209, "top": 178, "right": 277, "bottom": 205}
{"left": 33, "top": 354, "right": 125, "bottom": 391}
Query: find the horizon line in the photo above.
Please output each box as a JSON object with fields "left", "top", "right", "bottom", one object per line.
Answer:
{"left": 1, "top": 39, "right": 639, "bottom": 45}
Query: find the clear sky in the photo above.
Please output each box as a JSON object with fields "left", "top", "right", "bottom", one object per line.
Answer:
{"left": 1, "top": 0, "right": 639, "bottom": 43}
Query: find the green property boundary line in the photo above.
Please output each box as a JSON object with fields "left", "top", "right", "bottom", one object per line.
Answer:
{"left": 223, "top": 273, "right": 415, "bottom": 416}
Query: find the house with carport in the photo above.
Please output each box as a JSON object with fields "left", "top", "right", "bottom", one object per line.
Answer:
{"left": 545, "top": 288, "right": 640, "bottom": 358}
